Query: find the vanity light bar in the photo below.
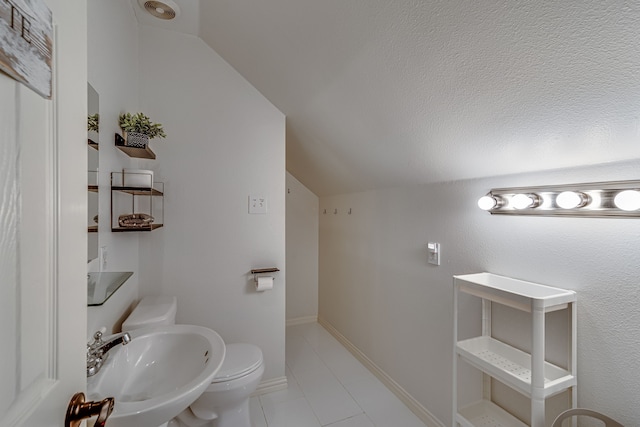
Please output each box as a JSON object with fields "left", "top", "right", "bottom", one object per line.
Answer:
{"left": 478, "top": 180, "right": 640, "bottom": 218}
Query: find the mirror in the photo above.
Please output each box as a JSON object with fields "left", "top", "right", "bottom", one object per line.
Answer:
{"left": 88, "top": 83, "right": 99, "bottom": 262}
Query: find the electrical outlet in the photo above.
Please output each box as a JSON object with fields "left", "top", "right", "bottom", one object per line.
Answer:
{"left": 249, "top": 195, "right": 267, "bottom": 214}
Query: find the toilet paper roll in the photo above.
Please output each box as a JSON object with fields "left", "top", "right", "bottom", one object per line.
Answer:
{"left": 256, "top": 276, "right": 274, "bottom": 292}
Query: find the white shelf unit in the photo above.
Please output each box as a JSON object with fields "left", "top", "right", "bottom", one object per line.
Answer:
{"left": 453, "top": 273, "right": 577, "bottom": 427}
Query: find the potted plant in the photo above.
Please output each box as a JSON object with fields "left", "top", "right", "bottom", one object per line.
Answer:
{"left": 118, "top": 112, "right": 166, "bottom": 148}
{"left": 87, "top": 113, "right": 100, "bottom": 147}
{"left": 87, "top": 113, "right": 99, "bottom": 133}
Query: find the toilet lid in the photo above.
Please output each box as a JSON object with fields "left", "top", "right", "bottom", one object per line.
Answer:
{"left": 212, "top": 343, "right": 263, "bottom": 383}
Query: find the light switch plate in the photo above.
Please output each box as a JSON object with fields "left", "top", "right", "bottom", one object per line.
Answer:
{"left": 100, "top": 245, "right": 108, "bottom": 271}
{"left": 427, "top": 242, "right": 440, "bottom": 266}
{"left": 249, "top": 195, "right": 267, "bottom": 214}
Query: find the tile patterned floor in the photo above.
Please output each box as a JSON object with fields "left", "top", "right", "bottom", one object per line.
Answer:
{"left": 250, "top": 323, "right": 427, "bottom": 427}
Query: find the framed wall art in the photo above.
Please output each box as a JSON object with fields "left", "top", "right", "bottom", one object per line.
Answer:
{"left": 0, "top": 0, "right": 52, "bottom": 99}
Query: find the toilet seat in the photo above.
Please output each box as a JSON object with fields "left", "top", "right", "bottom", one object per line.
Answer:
{"left": 211, "top": 343, "right": 263, "bottom": 383}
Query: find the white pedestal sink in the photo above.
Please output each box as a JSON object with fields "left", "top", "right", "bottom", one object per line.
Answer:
{"left": 87, "top": 324, "right": 225, "bottom": 427}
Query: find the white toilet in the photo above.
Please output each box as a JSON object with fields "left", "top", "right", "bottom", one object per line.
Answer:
{"left": 122, "top": 296, "right": 265, "bottom": 427}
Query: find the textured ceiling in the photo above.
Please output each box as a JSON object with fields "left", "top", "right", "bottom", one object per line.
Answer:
{"left": 134, "top": 1, "right": 640, "bottom": 196}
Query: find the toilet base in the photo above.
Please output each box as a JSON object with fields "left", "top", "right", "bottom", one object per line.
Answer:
{"left": 174, "top": 401, "right": 251, "bottom": 427}
{"left": 210, "top": 400, "right": 251, "bottom": 427}
{"left": 174, "top": 345, "right": 264, "bottom": 427}
{"left": 172, "top": 407, "right": 213, "bottom": 427}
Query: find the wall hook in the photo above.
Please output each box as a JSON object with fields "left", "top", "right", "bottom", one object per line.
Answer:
{"left": 348, "top": 208, "right": 352, "bottom": 215}
{"left": 334, "top": 209, "right": 338, "bottom": 214}
{"left": 323, "top": 209, "right": 327, "bottom": 214}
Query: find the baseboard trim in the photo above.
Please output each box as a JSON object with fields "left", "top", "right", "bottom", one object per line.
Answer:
{"left": 286, "top": 315, "right": 318, "bottom": 327}
{"left": 252, "top": 376, "right": 288, "bottom": 396}
{"left": 318, "top": 317, "right": 445, "bottom": 427}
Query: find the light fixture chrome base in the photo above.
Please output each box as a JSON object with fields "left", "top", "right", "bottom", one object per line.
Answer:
{"left": 480, "top": 180, "right": 640, "bottom": 218}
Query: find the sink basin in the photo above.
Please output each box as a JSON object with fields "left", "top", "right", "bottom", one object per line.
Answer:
{"left": 87, "top": 324, "right": 225, "bottom": 427}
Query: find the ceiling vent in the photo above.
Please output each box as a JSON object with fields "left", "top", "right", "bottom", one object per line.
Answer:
{"left": 138, "top": 0, "right": 180, "bottom": 20}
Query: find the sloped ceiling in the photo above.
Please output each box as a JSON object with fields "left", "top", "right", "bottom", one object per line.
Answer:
{"left": 134, "top": 1, "right": 640, "bottom": 196}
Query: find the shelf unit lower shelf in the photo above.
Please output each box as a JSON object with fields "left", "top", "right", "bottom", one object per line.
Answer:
{"left": 111, "top": 224, "right": 164, "bottom": 232}
{"left": 457, "top": 336, "right": 575, "bottom": 398}
{"left": 457, "top": 400, "right": 528, "bottom": 427}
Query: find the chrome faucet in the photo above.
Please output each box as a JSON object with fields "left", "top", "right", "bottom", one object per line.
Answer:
{"left": 87, "top": 331, "right": 131, "bottom": 377}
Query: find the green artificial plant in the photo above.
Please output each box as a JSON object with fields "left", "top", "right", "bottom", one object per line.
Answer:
{"left": 87, "top": 113, "right": 99, "bottom": 133}
{"left": 118, "top": 112, "right": 166, "bottom": 140}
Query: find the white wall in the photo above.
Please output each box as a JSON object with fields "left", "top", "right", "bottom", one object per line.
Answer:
{"left": 87, "top": 0, "right": 141, "bottom": 335}
{"left": 286, "top": 172, "right": 319, "bottom": 323}
{"left": 319, "top": 159, "right": 640, "bottom": 426}
{"left": 137, "top": 26, "right": 286, "bottom": 382}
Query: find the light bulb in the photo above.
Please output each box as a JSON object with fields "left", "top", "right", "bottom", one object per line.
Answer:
{"left": 478, "top": 195, "right": 498, "bottom": 211}
{"left": 556, "top": 191, "right": 588, "bottom": 209}
{"left": 614, "top": 190, "right": 640, "bottom": 211}
{"left": 511, "top": 193, "right": 535, "bottom": 210}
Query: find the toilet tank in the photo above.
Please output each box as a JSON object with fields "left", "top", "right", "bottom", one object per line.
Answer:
{"left": 122, "top": 295, "right": 177, "bottom": 330}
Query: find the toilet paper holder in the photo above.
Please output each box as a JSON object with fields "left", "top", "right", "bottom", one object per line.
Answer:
{"left": 250, "top": 268, "right": 280, "bottom": 283}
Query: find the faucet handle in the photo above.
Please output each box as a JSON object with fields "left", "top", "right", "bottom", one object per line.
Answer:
{"left": 93, "top": 331, "right": 103, "bottom": 342}
{"left": 89, "top": 331, "right": 104, "bottom": 350}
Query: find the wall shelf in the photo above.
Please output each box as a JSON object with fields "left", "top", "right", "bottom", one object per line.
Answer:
{"left": 111, "top": 171, "right": 164, "bottom": 232}
{"left": 114, "top": 133, "right": 156, "bottom": 159}
{"left": 110, "top": 186, "right": 163, "bottom": 197}
{"left": 453, "top": 272, "right": 577, "bottom": 427}
{"left": 87, "top": 271, "right": 133, "bottom": 306}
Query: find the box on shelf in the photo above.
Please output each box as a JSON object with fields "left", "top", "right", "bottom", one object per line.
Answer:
{"left": 123, "top": 168, "right": 153, "bottom": 188}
